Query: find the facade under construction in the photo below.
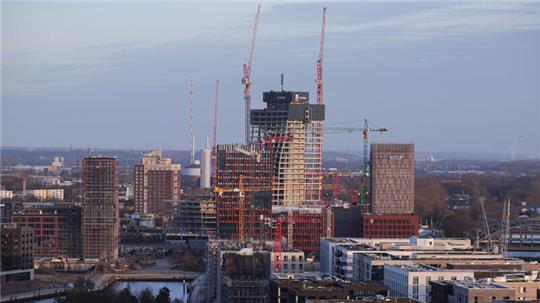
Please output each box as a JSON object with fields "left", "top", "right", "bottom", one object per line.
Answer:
{"left": 82, "top": 157, "right": 119, "bottom": 262}
{"left": 215, "top": 143, "right": 273, "bottom": 241}
{"left": 250, "top": 90, "right": 325, "bottom": 206}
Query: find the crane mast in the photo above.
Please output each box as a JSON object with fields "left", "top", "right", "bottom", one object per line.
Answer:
{"left": 243, "top": 5, "right": 261, "bottom": 144}
{"left": 324, "top": 120, "right": 388, "bottom": 210}
{"left": 316, "top": 7, "right": 326, "bottom": 105}
{"left": 316, "top": 7, "right": 327, "bottom": 201}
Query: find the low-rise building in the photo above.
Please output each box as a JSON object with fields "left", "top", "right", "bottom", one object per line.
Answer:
{"left": 430, "top": 280, "right": 516, "bottom": 303}
{"left": 270, "top": 273, "right": 389, "bottom": 303}
{"left": 384, "top": 264, "right": 474, "bottom": 303}
{"left": 1, "top": 223, "right": 34, "bottom": 282}
{"left": 271, "top": 250, "right": 305, "bottom": 274}
{"left": 11, "top": 203, "right": 82, "bottom": 258}
{"left": 31, "top": 189, "right": 64, "bottom": 201}
{"left": 0, "top": 190, "right": 14, "bottom": 200}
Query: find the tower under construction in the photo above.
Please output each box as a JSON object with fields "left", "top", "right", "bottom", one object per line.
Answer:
{"left": 250, "top": 90, "right": 325, "bottom": 206}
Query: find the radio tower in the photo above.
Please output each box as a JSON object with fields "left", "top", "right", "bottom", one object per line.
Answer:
{"left": 212, "top": 80, "right": 220, "bottom": 187}
{"left": 242, "top": 5, "right": 261, "bottom": 144}
{"left": 189, "top": 79, "right": 195, "bottom": 164}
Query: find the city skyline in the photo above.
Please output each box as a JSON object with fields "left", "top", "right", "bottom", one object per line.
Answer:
{"left": 2, "top": 2, "right": 539, "bottom": 156}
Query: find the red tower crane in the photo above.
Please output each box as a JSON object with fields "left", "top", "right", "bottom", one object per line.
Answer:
{"left": 316, "top": 7, "right": 327, "bottom": 105}
{"left": 316, "top": 7, "right": 327, "bottom": 201}
{"left": 242, "top": 5, "right": 261, "bottom": 144}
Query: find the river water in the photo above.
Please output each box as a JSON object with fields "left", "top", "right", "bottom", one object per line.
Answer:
{"left": 29, "top": 281, "right": 188, "bottom": 303}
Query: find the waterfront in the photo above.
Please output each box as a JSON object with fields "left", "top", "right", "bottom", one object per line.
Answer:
{"left": 27, "top": 281, "right": 188, "bottom": 303}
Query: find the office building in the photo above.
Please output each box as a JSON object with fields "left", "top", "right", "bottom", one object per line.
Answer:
{"left": 331, "top": 204, "right": 363, "bottom": 238}
{"left": 215, "top": 143, "right": 273, "bottom": 240}
{"left": 270, "top": 276, "right": 389, "bottom": 303}
{"left": 82, "top": 156, "right": 119, "bottom": 261}
{"left": 370, "top": 143, "right": 414, "bottom": 214}
{"left": 430, "top": 280, "right": 516, "bottom": 303}
{"left": 134, "top": 150, "right": 181, "bottom": 216}
{"left": 361, "top": 214, "right": 419, "bottom": 238}
{"left": 274, "top": 206, "right": 333, "bottom": 254}
{"left": 250, "top": 90, "right": 325, "bottom": 206}
{"left": 384, "top": 264, "right": 474, "bottom": 303}
{"left": 172, "top": 191, "right": 217, "bottom": 238}
{"left": 206, "top": 241, "right": 271, "bottom": 303}
{"left": 11, "top": 203, "right": 82, "bottom": 258}
{"left": 1, "top": 223, "right": 34, "bottom": 282}
{"left": 30, "top": 189, "right": 64, "bottom": 201}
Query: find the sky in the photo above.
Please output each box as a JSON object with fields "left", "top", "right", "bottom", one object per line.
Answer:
{"left": 2, "top": 1, "right": 539, "bottom": 157}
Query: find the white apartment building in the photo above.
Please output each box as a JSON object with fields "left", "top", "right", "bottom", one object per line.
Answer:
{"left": 31, "top": 189, "right": 64, "bottom": 201}
{"left": 321, "top": 237, "right": 476, "bottom": 279}
{"left": 384, "top": 264, "right": 474, "bottom": 303}
{"left": 0, "top": 190, "right": 14, "bottom": 200}
{"left": 271, "top": 251, "right": 305, "bottom": 274}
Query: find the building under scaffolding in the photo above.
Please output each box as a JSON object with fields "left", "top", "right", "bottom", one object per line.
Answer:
{"left": 206, "top": 240, "right": 271, "bottom": 303}
{"left": 273, "top": 206, "right": 333, "bottom": 254}
{"left": 215, "top": 143, "right": 273, "bottom": 240}
{"left": 82, "top": 157, "right": 119, "bottom": 262}
{"left": 171, "top": 191, "right": 216, "bottom": 239}
{"left": 250, "top": 90, "right": 325, "bottom": 206}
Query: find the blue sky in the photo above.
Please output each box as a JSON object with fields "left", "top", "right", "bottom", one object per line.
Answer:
{"left": 2, "top": 1, "right": 539, "bottom": 157}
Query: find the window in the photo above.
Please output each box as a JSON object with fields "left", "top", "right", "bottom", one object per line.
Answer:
{"left": 451, "top": 276, "right": 457, "bottom": 281}
{"left": 413, "top": 286, "right": 418, "bottom": 294}
{"left": 413, "top": 276, "right": 419, "bottom": 284}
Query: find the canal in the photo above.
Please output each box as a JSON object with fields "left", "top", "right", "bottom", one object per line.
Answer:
{"left": 28, "top": 280, "right": 188, "bottom": 303}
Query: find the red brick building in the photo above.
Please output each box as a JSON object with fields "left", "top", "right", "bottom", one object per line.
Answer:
{"left": 12, "top": 203, "right": 81, "bottom": 258}
{"left": 134, "top": 150, "right": 181, "bottom": 216}
{"left": 216, "top": 143, "right": 273, "bottom": 240}
{"left": 361, "top": 214, "right": 419, "bottom": 238}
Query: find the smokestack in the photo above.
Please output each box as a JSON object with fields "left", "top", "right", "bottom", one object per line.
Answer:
{"left": 200, "top": 137, "right": 211, "bottom": 189}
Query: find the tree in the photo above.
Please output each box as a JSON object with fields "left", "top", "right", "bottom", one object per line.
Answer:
{"left": 138, "top": 288, "right": 155, "bottom": 303}
{"left": 114, "top": 288, "right": 138, "bottom": 303}
{"left": 154, "top": 287, "right": 171, "bottom": 303}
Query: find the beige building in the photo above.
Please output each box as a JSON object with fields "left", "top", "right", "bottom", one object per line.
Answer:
{"left": 370, "top": 143, "right": 415, "bottom": 214}
{"left": 134, "top": 150, "right": 181, "bottom": 216}
{"left": 31, "top": 189, "right": 64, "bottom": 201}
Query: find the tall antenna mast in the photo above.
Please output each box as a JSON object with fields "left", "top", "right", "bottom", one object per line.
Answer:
{"left": 212, "top": 80, "right": 220, "bottom": 186}
{"left": 242, "top": 5, "right": 261, "bottom": 144}
{"left": 189, "top": 79, "right": 195, "bottom": 164}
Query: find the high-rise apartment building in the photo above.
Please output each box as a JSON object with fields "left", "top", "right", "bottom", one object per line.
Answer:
{"left": 215, "top": 143, "right": 273, "bottom": 240}
{"left": 250, "top": 90, "right": 325, "bottom": 206}
{"left": 369, "top": 143, "right": 415, "bottom": 214}
{"left": 134, "top": 150, "right": 181, "bottom": 216}
{"left": 82, "top": 157, "right": 119, "bottom": 261}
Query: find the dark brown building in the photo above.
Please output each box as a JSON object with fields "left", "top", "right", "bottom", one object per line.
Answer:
{"left": 370, "top": 143, "right": 414, "bottom": 214}
{"left": 1, "top": 223, "right": 34, "bottom": 281}
{"left": 82, "top": 157, "right": 119, "bottom": 261}
{"left": 216, "top": 143, "right": 273, "bottom": 240}
{"left": 134, "top": 150, "right": 181, "bottom": 216}
{"left": 12, "top": 203, "right": 82, "bottom": 258}
{"left": 270, "top": 277, "right": 388, "bottom": 303}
